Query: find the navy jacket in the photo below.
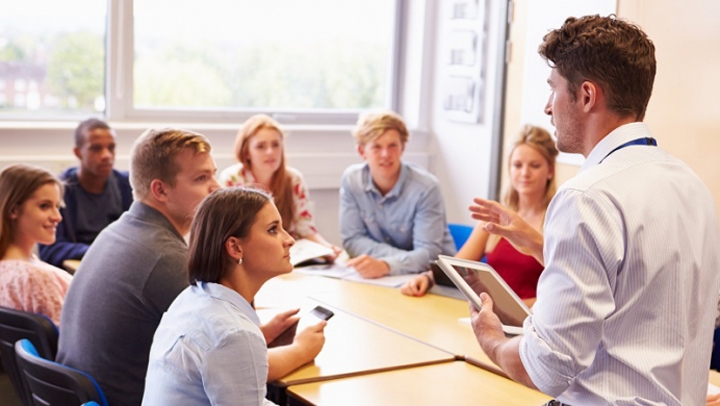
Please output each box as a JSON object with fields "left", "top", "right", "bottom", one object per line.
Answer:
{"left": 39, "top": 167, "right": 133, "bottom": 267}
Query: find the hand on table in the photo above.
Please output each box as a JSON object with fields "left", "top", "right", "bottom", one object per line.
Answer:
{"left": 400, "top": 273, "right": 431, "bottom": 297}
{"left": 346, "top": 254, "right": 390, "bottom": 279}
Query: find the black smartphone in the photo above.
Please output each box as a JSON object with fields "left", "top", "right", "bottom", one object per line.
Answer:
{"left": 268, "top": 306, "right": 334, "bottom": 348}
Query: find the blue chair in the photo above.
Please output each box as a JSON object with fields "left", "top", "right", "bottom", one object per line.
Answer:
{"left": 0, "top": 307, "right": 59, "bottom": 406}
{"left": 14, "top": 339, "right": 108, "bottom": 406}
{"left": 448, "top": 223, "right": 473, "bottom": 251}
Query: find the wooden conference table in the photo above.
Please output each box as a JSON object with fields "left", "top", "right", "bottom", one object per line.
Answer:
{"left": 255, "top": 272, "right": 550, "bottom": 405}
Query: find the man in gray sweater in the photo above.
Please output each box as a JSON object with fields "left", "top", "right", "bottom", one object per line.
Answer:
{"left": 57, "top": 128, "right": 325, "bottom": 405}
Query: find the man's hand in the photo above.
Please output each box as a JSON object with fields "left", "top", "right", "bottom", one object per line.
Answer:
{"left": 346, "top": 254, "right": 390, "bottom": 278}
{"left": 400, "top": 273, "right": 431, "bottom": 297}
{"left": 469, "top": 198, "right": 545, "bottom": 265}
{"left": 468, "top": 292, "right": 537, "bottom": 389}
{"left": 260, "top": 308, "right": 300, "bottom": 343}
{"left": 469, "top": 293, "right": 507, "bottom": 358}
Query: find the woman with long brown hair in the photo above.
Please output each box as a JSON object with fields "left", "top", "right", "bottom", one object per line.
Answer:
{"left": 219, "top": 114, "right": 340, "bottom": 260}
{"left": 0, "top": 164, "right": 72, "bottom": 325}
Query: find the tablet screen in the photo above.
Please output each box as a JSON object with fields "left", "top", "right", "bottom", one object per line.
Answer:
{"left": 448, "top": 262, "right": 529, "bottom": 328}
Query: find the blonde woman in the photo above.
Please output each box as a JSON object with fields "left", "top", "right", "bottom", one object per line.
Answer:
{"left": 401, "top": 125, "right": 558, "bottom": 306}
{"left": 219, "top": 114, "right": 340, "bottom": 260}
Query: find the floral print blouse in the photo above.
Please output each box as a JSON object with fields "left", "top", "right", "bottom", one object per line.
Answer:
{"left": 0, "top": 259, "right": 72, "bottom": 325}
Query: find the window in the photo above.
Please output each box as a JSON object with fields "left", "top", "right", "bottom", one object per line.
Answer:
{"left": 133, "top": 0, "right": 396, "bottom": 113}
{"left": 0, "top": 0, "right": 402, "bottom": 123}
{"left": 0, "top": 1, "right": 106, "bottom": 118}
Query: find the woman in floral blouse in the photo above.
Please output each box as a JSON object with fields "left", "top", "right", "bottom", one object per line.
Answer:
{"left": 219, "top": 114, "right": 341, "bottom": 260}
{"left": 0, "top": 164, "right": 72, "bottom": 325}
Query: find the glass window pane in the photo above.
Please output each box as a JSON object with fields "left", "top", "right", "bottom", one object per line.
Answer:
{"left": 0, "top": 1, "right": 106, "bottom": 118}
{"left": 134, "top": 0, "right": 394, "bottom": 110}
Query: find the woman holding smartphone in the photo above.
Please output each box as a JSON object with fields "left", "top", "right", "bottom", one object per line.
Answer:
{"left": 219, "top": 114, "right": 341, "bottom": 261}
{"left": 0, "top": 164, "right": 71, "bottom": 325}
{"left": 143, "top": 188, "right": 326, "bottom": 405}
{"left": 401, "top": 125, "right": 558, "bottom": 306}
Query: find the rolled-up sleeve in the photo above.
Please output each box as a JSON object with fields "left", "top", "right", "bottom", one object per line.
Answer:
{"left": 519, "top": 188, "right": 621, "bottom": 396}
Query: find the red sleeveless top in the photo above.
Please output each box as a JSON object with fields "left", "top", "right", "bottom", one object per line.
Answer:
{"left": 485, "top": 238, "right": 544, "bottom": 299}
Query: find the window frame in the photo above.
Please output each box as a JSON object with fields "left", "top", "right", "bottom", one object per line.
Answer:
{"left": 104, "top": 0, "right": 405, "bottom": 125}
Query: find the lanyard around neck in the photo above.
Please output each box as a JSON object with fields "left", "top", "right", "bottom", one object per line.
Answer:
{"left": 600, "top": 137, "right": 657, "bottom": 163}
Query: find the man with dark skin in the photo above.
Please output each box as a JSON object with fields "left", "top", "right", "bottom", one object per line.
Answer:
{"left": 39, "top": 118, "right": 132, "bottom": 268}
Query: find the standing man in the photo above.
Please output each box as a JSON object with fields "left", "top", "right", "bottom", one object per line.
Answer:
{"left": 39, "top": 118, "right": 132, "bottom": 268}
{"left": 339, "top": 111, "right": 455, "bottom": 278}
{"left": 468, "top": 15, "right": 720, "bottom": 405}
{"left": 58, "top": 128, "right": 325, "bottom": 405}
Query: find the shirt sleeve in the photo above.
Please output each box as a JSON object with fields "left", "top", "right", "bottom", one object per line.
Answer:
{"left": 289, "top": 169, "right": 318, "bottom": 238}
{"left": 519, "top": 188, "right": 622, "bottom": 396}
{"left": 339, "top": 173, "right": 446, "bottom": 276}
{"left": 5, "top": 262, "right": 70, "bottom": 326}
{"left": 202, "top": 329, "right": 276, "bottom": 406}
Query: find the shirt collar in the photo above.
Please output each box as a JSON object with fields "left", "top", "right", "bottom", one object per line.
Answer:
{"left": 361, "top": 162, "right": 408, "bottom": 199}
{"left": 580, "top": 122, "right": 652, "bottom": 173}
{"left": 195, "top": 281, "right": 260, "bottom": 326}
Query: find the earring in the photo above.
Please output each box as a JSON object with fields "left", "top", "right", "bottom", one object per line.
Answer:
{"left": 238, "top": 257, "right": 243, "bottom": 265}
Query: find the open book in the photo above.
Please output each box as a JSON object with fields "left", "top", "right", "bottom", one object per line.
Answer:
{"left": 289, "top": 239, "right": 335, "bottom": 267}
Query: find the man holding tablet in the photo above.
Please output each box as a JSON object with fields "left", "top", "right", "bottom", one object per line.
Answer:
{"left": 467, "top": 15, "right": 720, "bottom": 405}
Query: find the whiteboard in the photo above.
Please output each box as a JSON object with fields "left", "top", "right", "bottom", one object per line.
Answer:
{"left": 520, "top": 0, "right": 617, "bottom": 166}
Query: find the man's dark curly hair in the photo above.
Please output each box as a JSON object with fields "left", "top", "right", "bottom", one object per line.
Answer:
{"left": 539, "top": 14, "right": 656, "bottom": 121}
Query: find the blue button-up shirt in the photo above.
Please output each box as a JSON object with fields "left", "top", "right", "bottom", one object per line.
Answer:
{"left": 339, "top": 162, "right": 456, "bottom": 275}
{"left": 143, "top": 282, "right": 276, "bottom": 406}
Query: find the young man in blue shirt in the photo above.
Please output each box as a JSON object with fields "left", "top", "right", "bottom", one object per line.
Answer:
{"left": 39, "top": 118, "right": 132, "bottom": 268}
{"left": 339, "top": 111, "right": 455, "bottom": 278}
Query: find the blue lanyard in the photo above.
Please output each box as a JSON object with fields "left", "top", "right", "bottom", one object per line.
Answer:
{"left": 601, "top": 137, "right": 657, "bottom": 163}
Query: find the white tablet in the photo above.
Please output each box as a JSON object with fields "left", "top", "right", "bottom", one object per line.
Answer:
{"left": 435, "top": 255, "right": 531, "bottom": 336}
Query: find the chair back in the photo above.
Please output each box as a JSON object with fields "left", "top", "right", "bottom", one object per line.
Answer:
{"left": 15, "top": 339, "right": 109, "bottom": 406}
{"left": 0, "top": 307, "right": 59, "bottom": 406}
{"left": 448, "top": 223, "right": 473, "bottom": 251}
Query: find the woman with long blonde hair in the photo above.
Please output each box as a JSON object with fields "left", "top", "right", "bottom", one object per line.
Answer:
{"left": 0, "top": 164, "right": 72, "bottom": 325}
{"left": 219, "top": 114, "right": 340, "bottom": 260}
{"left": 401, "top": 125, "right": 558, "bottom": 305}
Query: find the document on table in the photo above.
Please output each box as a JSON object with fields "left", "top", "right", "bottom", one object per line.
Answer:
{"left": 289, "top": 238, "right": 335, "bottom": 266}
{"left": 294, "top": 263, "right": 355, "bottom": 279}
{"left": 709, "top": 382, "right": 720, "bottom": 396}
{"left": 294, "top": 263, "right": 416, "bottom": 288}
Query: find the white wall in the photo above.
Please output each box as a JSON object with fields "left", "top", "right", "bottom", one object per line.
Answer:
{"left": 429, "top": 0, "right": 509, "bottom": 225}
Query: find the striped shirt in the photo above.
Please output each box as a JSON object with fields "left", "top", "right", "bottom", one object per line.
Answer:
{"left": 520, "top": 123, "right": 720, "bottom": 405}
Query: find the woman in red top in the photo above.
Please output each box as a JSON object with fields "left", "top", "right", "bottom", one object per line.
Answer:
{"left": 401, "top": 125, "right": 558, "bottom": 306}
